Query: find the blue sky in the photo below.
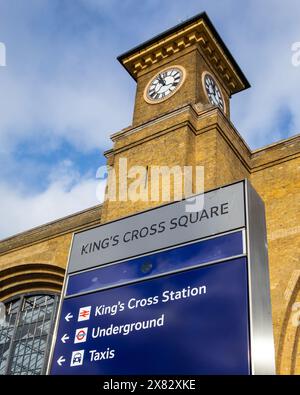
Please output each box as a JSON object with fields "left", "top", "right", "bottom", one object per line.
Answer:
{"left": 0, "top": 0, "right": 299, "bottom": 239}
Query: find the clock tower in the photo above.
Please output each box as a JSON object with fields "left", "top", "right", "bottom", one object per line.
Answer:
{"left": 118, "top": 11, "right": 249, "bottom": 126}
{"left": 101, "top": 12, "right": 250, "bottom": 223}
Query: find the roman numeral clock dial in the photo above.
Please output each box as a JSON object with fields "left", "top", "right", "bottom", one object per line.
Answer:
{"left": 144, "top": 66, "right": 186, "bottom": 104}
{"left": 203, "top": 73, "right": 225, "bottom": 112}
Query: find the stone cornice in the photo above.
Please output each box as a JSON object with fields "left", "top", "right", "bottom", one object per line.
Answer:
{"left": 118, "top": 13, "right": 250, "bottom": 95}
{"left": 105, "top": 104, "right": 300, "bottom": 173}
{"left": 110, "top": 104, "right": 197, "bottom": 142}
{"left": 251, "top": 133, "right": 300, "bottom": 171}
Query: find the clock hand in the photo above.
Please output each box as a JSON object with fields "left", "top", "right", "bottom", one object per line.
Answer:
{"left": 158, "top": 75, "right": 166, "bottom": 86}
{"left": 155, "top": 83, "right": 162, "bottom": 93}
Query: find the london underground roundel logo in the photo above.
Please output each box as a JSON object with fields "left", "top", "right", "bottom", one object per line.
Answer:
{"left": 74, "top": 327, "right": 88, "bottom": 344}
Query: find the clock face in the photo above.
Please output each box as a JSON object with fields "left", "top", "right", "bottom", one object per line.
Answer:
{"left": 144, "top": 66, "right": 185, "bottom": 103}
{"left": 203, "top": 73, "right": 225, "bottom": 111}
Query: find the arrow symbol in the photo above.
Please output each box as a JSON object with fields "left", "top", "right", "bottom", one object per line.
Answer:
{"left": 57, "top": 356, "right": 66, "bottom": 366}
{"left": 65, "top": 312, "right": 73, "bottom": 322}
{"left": 61, "top": 333, "right": 70, "bottom": 343}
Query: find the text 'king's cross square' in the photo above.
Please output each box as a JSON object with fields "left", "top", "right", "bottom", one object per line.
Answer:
{"left": 78, "top": 306, "right": 91, "bottom": 322}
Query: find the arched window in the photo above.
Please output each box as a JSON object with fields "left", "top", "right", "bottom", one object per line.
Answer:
{"left": 0, "top": 293, "right": 59, "bottom": 375}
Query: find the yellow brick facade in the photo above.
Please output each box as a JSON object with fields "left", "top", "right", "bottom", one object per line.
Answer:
{"left": 0, "top": 12, "right": 299, "bottom": 375}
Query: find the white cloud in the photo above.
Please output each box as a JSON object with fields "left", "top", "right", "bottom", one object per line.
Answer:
{"left": 215, "top": 0, "right": 300, "bottom": 147}
{"left": 0, "top": 161, "right": 106, "bottom": 240}
{"left": 0, "top": 1, "right": 135, "bottom": 153}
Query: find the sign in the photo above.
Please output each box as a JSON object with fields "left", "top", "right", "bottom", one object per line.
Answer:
{"left": 50, "top": 257, "right": 249, "bottom": 375}
{"left": 68, "top": 182, "right": 245, "bottom": 273}
{"left": 48, "top": 180, "right": 275, "bottom": 375}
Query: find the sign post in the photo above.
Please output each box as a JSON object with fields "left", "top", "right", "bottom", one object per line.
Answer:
{"left": 47, "top": 180, "right": 275, "bottom": 375}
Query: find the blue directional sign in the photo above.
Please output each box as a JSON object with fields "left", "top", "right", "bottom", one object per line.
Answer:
{"left": 48, "top": 181, "right": 275, "bottom": 375}
{"left": 50, "top": 257, "right": 250, "bottom": 375}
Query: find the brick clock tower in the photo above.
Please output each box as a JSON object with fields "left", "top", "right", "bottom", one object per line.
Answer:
{"left": 123, "top": 12, "right": 249, "bottom": 125}
{"left": 101, "top": 11, "right": 250, "bottom": 222}
{"left": 100, "top": 16, "right": 300, "bottom": 375}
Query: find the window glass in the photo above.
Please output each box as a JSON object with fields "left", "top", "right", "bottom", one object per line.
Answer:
{"left": 0, "top": 294, "right": 58, "bottom": 375}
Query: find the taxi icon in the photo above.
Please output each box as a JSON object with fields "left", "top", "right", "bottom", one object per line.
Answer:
{"left": 70, "top": 349, "right": 84, "bottom": 367}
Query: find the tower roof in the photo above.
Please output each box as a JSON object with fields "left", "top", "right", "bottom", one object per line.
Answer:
{"left": 118, "top": 11, "right": 250, "bottom": 95}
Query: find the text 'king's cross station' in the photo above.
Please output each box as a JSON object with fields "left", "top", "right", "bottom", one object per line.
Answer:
{"left": 78, "top": 306, "right": 91, "bottom": 321}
